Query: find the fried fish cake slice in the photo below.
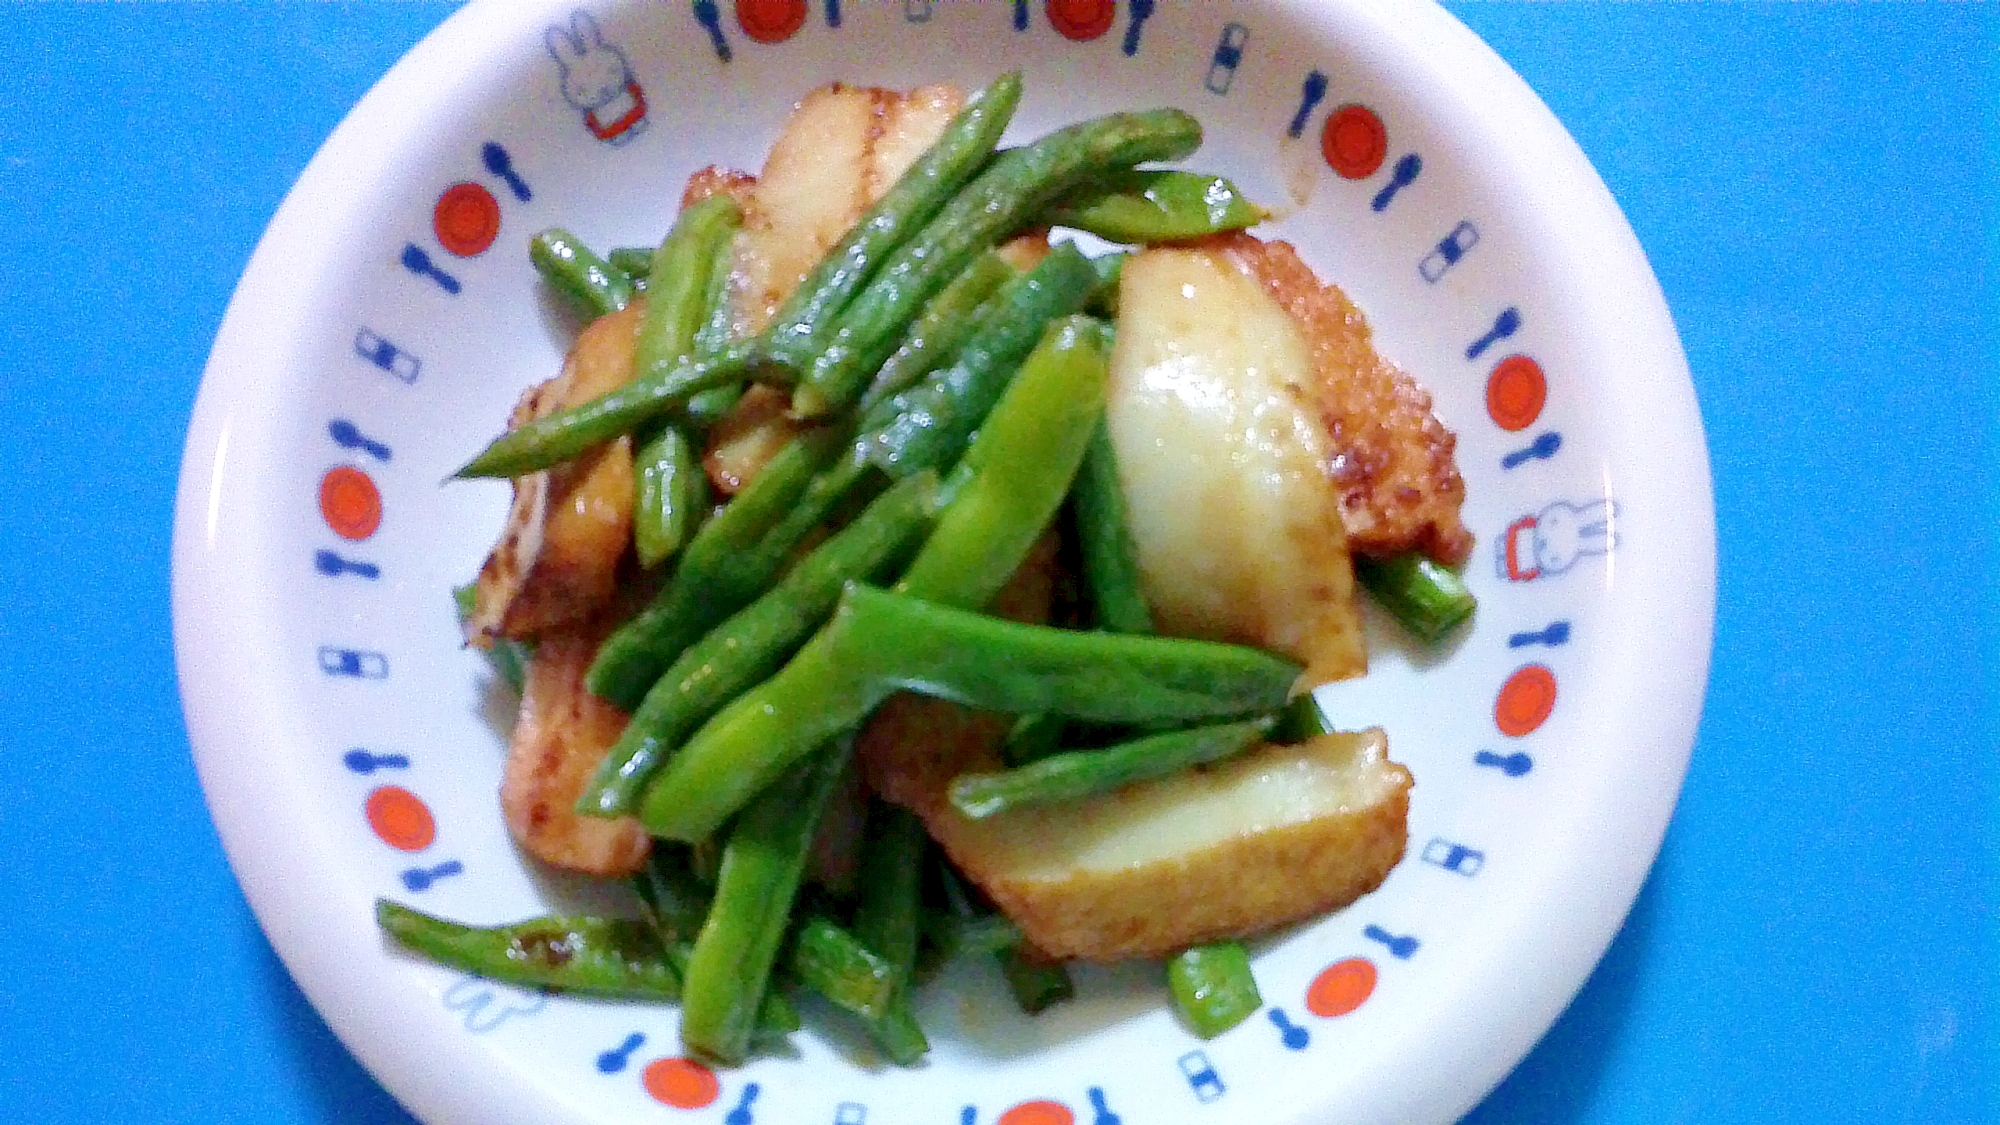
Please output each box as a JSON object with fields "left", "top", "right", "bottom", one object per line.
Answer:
{"left": 465, "top": 302, "right": 643, "bottom": 646}
{"left": 1203, "top": 232, "right": 1473, "bottom": 564}
{"left": 500, "top": 615, "right": 648, "bottom": 877}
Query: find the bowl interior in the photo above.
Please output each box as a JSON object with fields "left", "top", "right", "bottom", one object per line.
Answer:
{"left": 173, "top": 3, "right": 1712, "bottom": 1124}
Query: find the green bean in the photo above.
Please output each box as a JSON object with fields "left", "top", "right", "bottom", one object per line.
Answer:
{"left": 586, "top": 428, "right": 845, "bottom": 709}
{"left": 1045, "top": 169, "right": 1266, "bottom": 243}
{"left": 1354, "top": 552, "right": 1478, "bottom": 643}
{"left": 948, "top": 716, "right": 1273, "bottom": 819}
{"left": 607, "top": 246, "right": 655, "bottom": 282}
{"left": 680, "top": 739, "right": 851, "bottom": 1066}
{"left": 857, "top": 247, "right": 1103, "bottom": 479}
{"left": 1001, "top": 712, "right": 1067, "bottom": 766}
{"left": 1167, "top": 942, "right": 1263, "bottom": 1038}
{"left": 1272, "top": 690, "right": 1334, "bottom": 743}
{"left": 1072, "top": 418, "right": 1154, "bottom": 634}
{"left": 376, "top": 900, "right": 680, "bottom": 1001}
{"left": 1085, "top": 250, "right": 1125, "bottom": 319}
{"left": 640, "top": 583, "right": 1300, "bottom": 842}
{"left": 791, "top": 107, "right": 1202, "bottom": 416}
{"left": 530, "top": 228, "right": 635, "bottom": 319}
{"left": 924, "top": 911, "right": 1023, "bottom": 960}
{"left": 635, "top": 195, "right": 741, "bottom": 382}
{"left": 453, "top": 342, "right": 764, "bottom": 479}
{"left": 450, "top": 584, "right": 529, "bottom": 693}
{"left": 895, "top": 315, "right": 1110, "bottom": 607}
{"left": 855, "top": 804, "right": 927, "bottom": 973}
{"left": 761, "top": 72, "right": 1024, "bottom": 368}
{"left": 856, "top": 251, "right": 1016, "bottom": 417}
{"left": 634, "top": 845, "right": 714, "bottom": 944}
{"left": 1000, "top": 948, "right": 1075, "bottom": 1015}
{"left": 585, "top": 471, "right": 938, "bottom": 817}
{"left": 685, "top": 222, "right": 747, "bottom": 426}
{"left": 790, "top": 915, "right": 901, "bottom": 1021}
{"left": 848, "top": 803, "right": 931, "bottom": 1064}
{"left": 633, "top": 425, "right": 707, "bottom": 568}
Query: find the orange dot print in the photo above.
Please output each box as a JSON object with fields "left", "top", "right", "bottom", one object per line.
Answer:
{"left": 997, "top": 1101, "right": 1074, "bottom": 1125}
{"left": 1046, "top": 0, "right": 1116, "bottom": 41}
{"left": 1321, "top": 104, "right": 1387, "bottom": 180}
{"left": 1495, "top": 664, "right": 1558, "bottom": 737}
{"left": 1486, "top": 355, "right": 1547, "bottom": 432}
{"left": 643, "top": 1058, "right": 720, "bottom": 1109}
{"left": 320, "top": 466, "right": 381, "bottom": 541}
{"left": 433, "top": 182, "right": 501, "bottom": 258}
{"left": 736, "top": 0, "right": 807, "bottom": 43}
{"left": 1305, "top": 957, "right": 1377, "bottom": 1018}
{"left": 365, "top": 786, "right": 435, "bottom": 852}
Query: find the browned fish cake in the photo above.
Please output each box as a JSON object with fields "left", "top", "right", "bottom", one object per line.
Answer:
{"left": 1200, "top": 232, "right": 1473, "bottom": 565}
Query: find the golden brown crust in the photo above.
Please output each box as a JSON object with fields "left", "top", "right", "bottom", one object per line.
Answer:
{"left": 500, "top": 616, "right": 648, "bottom": 877}
{"left": 1200, "top": 233, "right": 1473, "bottom": 564}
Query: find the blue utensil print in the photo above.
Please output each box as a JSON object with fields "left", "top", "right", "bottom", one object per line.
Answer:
{"left": 343, "top": 749, "right": 409, "bottom": 774}
{"left": 481, "top": 141, "right": 532, "bottom": 201}
{"left": 1508, "top": 621, "right": 1571, "bottom": 648}
{"left": 1475, "top": 749, "right": 1534, "bottom": 777}
{"left": 328, "top": 419, "right": 392, "bottom": 461}
{"left": 1087, "top": 1086, "right": 1120, "bottom": 1125}
{"left": 1363, "top": 924, "right": 1420, "bottom": 958}
{"left": 1466, "top": 306, "right": 1521, "bottom": 360}
{"left": 595, "top": 1032, "right": 644, "bottom": 1073}
{"left": 1289, "top": 70, "right": 1328, "bottom": 138}
{"left": 401, "top": 860, "right": 464, "bottom": 891}
{"left": 1502, "top": 431, "right": 1562, "bottom": 469}
{"left": 1121, "top": 0, "right": 1153, "bottom": 56}
{"left": 400, "top": 244, "right": 461, "bottom": 294}
{"left": 725, "top": 1081, "right": 759, "bottom": 1124}
{"left": 315, "top": 549, "right": 380, "bottom": 580}
{"left": 693, "top": 0, "right": 731, "bottom": 61}
{"left": 1371, "top": 152, "right": 1422, "bottom": 212}
{"left": 1267, "top": 1007, "right": 1310, "bottom": 1049}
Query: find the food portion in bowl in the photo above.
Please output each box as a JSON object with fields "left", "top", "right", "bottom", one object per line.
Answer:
{"left": 378, "top": 72, "right": 1475, "bottom": 1067}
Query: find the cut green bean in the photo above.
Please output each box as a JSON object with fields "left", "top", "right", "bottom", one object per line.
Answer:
{"left": 894, "top": 315, "right": 1109, "bottom": 606}
{"left": 947, "top": 716, "right": 1274, "bottom": 819}
{"left": 634, "top": 424, "right": 707, "bottom": 568}
{"left": 762, "top": 72, "right": 1024, "bottom": 368}
{"left": 376, "top": 900, "right": 680, "bottom": 1001}
{"left": 451, "top": 583, "right": 530, "bottom": 693}
{"left": 1072, "top": 418, "right": 1154, "bottom": 635}
{"left": 855, "top": 804, "right": 927, "bottom": 974}
{"left": 791, "top": 915, "right": 901, "bottom": 1021}
{"left": 1272, "top": 690, "right": 1334, "bottom": 743}
{"left": 586, "top": 428, "right": 845, "bottom": 709}
{"left": 924, "top": 911, "right": 1023, "bottom": 960}
{"left": 856, "top": 251, "right": 1016, "bottom": 416}
{"left": 583, "top": 471, "right": 937, "bottom": 816}
{"left": 791, "top": 107, "right": 1202, "bottom": 416}
{"left": 1002, "top": 712, "right": 1067, "bottom": 766}
{"left": 640, "top": 583, "right": 1300, "bottom": 842}
{"left": 529, "top": 228, "right": 634, "bottom": 319}
{"left": 999, "top": 948, "right": 1074, "bottom": 1015}
{"left": 1353, "top": 552, "right": 1477, "bottom": 643}
{"left": 453, "top": 341, "right": 764, "bottom": 479}
{"left": 680, "top": 739, "right": 851, "bottom": 1066}
{"left": 1046, "top": 169, "right": 1266, "bottom": 243}
{"left": 635, "top": 195, "right": 741, "bottom": 382}
{"left": 634, "top": 845, "right": 714, "bottom": 944}
{"left": 857, "top": 246, "right": 1102, "bottom": 480}
{"left": 608, "top": 246, "right": 655, "bottom": 282}
{"left": 1167, "top": 942, "right": 1263, "bottom": 1038}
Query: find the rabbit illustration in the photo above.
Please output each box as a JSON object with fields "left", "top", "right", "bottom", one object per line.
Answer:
{"left": 546, "top": 11, "right": 649, "bottom": 145}
{"left": 1500, "top": 498, "right": 1617, "bottom": 581}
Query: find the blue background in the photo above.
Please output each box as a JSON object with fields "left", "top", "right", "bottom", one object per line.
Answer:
{"left": 0, "top": 4, "right": 1990, "bottom": 1122}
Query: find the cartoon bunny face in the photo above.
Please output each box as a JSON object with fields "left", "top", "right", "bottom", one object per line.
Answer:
{"left": 546, "top": 10, "right": 633, "bottom": 112}
{"left": 1530, "top": 499, "right": 1615, "bottom": 575}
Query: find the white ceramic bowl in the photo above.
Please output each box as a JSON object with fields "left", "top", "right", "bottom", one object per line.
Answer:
{"left": 173, "top": 2, "right": 1712, "bottom": 1123}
